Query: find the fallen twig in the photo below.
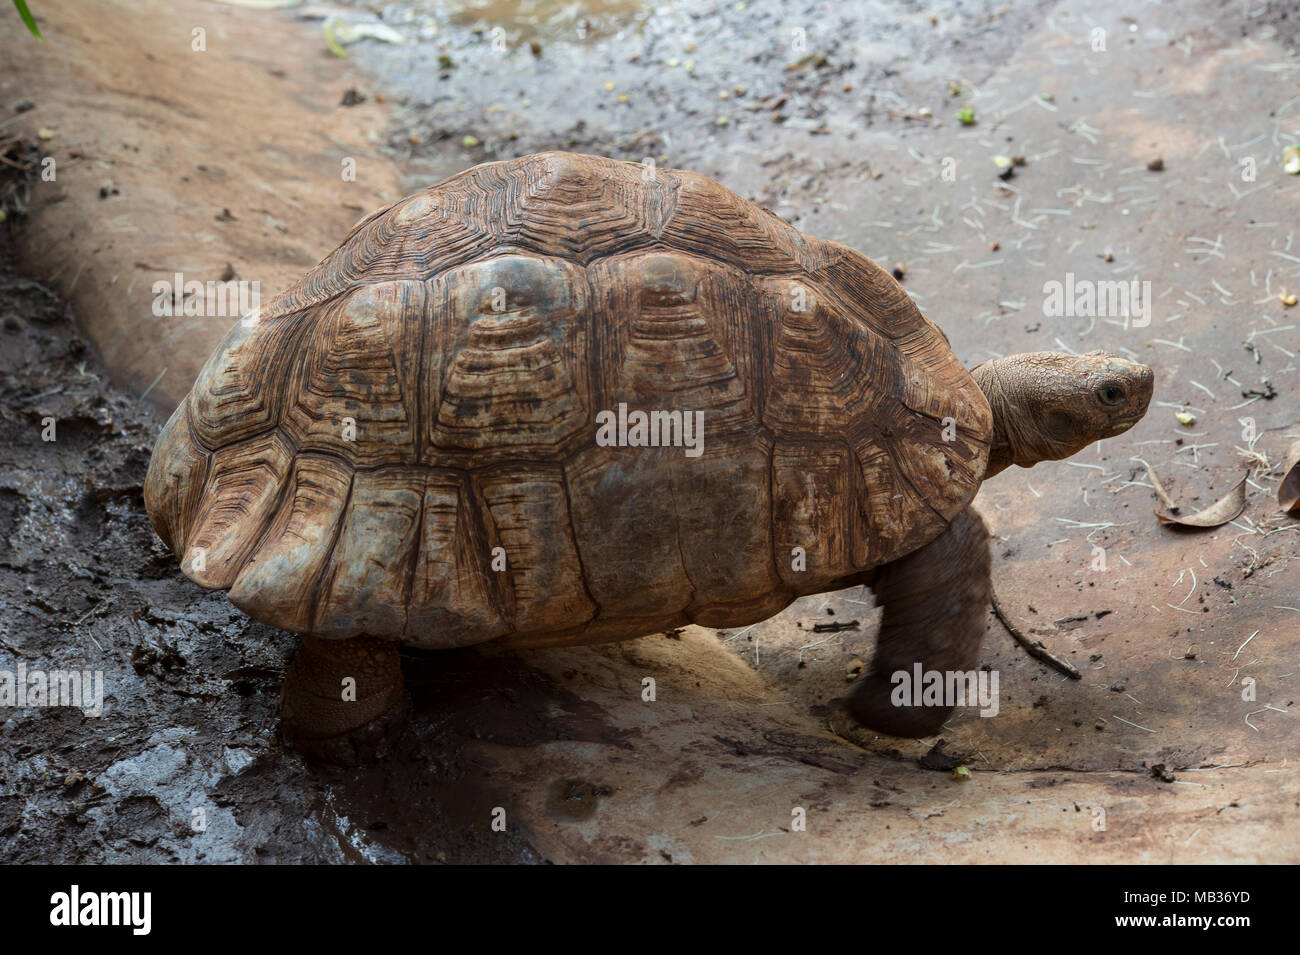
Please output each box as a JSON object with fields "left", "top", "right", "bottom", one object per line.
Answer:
{"left": 990, "top": 588, "right": 1081, "bottom": 679}
{"left": 811, "top": 620, "right": 859, "bottom": 633}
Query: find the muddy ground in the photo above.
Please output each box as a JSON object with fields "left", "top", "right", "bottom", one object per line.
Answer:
{"left": 2, "top": 0, "right": 1299, "bottom": 864}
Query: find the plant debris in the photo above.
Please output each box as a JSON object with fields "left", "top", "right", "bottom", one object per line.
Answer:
{"left": 990, "top": 589, "right": 1081, "bottom": 679}
{"left": 1284, "top": 144, "right": 1300, "bottom": 175}
{"left": 1147, "top": 465, "right": 1179, "bottom": 513}
{"left": 812, "top": 619, "right": 860, "bottom": 633}
{"left": 1241, "top": 380, "right": 1276, "bottom": 400}
{"left": 1156, "top": 472, "right": 1249, "bottom": 529}
{"left": 1279, "top": 441, "right": 1300, "bottom": 515}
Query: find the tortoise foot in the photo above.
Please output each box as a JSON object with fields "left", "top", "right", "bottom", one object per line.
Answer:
{"left": 280, "top": 636, "right": 410, "bottom": 766}
{"left": 842, "top": 673, "right": 952, "bottom": 738}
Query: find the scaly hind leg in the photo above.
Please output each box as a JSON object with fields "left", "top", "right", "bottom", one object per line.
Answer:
{"left": 280, "top": 636, "right": 410, "bottom": 765}
{"left": 844, "top": 506, "right": 992, "bottom": 737}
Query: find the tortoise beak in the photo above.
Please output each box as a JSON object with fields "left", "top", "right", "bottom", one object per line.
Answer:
{"left": 1130, "top": 362, "right": 1154, "bottom": 415}
{"left": 1109, "top": 361, "right": 1153, "bottom": 434}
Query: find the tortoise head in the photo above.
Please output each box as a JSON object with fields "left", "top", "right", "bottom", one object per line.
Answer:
{"left": 970, "top": 350, "right": 1153, "bottom": 478}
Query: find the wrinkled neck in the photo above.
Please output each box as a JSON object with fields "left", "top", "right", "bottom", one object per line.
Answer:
{"left": 983, "top": 440, "right": 1014, "bottom": 478}
{"left": 972, "top": 359, "right": 1034, "bottom": 477}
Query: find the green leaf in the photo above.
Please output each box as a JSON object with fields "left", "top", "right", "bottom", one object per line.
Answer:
{"left": 322, "top": 20, "right": 347, "bottom": 58}
{"left": 13, "top": 0, "right": 42, "bottom": 39}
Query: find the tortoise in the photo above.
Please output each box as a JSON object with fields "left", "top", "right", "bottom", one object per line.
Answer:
{"left": 144, "top": 152, "right": 1153, "bottom": 763}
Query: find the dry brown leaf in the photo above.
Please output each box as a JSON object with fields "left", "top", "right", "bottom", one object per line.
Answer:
{"left": 1156, "top": 472, "right": 1249, "bottom": 529}
{"left": 1280, "top": 441, "right": 1300, "bottom": 515}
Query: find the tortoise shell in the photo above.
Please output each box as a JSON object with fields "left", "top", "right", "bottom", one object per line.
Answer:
{"left": 144, "top": 152, "right": 992, "bottom": 649}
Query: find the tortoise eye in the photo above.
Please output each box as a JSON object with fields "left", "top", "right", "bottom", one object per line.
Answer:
{"left": 1097, "top": 384, "right": 1126, "bottom": 407}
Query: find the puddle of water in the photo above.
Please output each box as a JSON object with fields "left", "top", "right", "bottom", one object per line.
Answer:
{"left": 546, "top": 777, "right": 611, "bottom": 820}
{"left": 396, "top": 0, "right": 647, "bottom": 44}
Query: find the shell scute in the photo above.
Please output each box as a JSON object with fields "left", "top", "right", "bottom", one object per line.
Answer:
{"left": 659, "top": 168, "right": 813, "bottom": 274}
{"left": 142, "top": 400, "right": 209, "bottom": 554}
{"left": 188, "top": 317, "right": 276, "bottom": 448}
{"left": 313, "top": 468, "right": 424, "bottom": 639}
{"left": 227, "top": 455, "right": 352, "bottom": 632}
{"left": 283, "top": 281, "right": 422, "bottom": 465}
{"left": 182, "top": 433, "right": 291, "bottom": 590}
{"left": 404, "top": 472, "right": 507, "bottom": 646}
{"left": 477, "top": 467, "right": 596, "bottom": 635}
{"left": 590, "top": 251, "right": 758, "bottom": 437}
{"left": 771, "top": 441, "right": 855, "bottom": 590}
{"left": 490, "top": 152, "right": 676, "bottom": 262}
{"left": 755, "top": 274, "right": 896, "bottom": 433}
{"left": 429, "top": 254, "right": 591, "bottom": 453}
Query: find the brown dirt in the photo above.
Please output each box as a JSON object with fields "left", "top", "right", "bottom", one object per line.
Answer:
{"left": 2, "top": 0, "right": 403, "bottom": 409}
